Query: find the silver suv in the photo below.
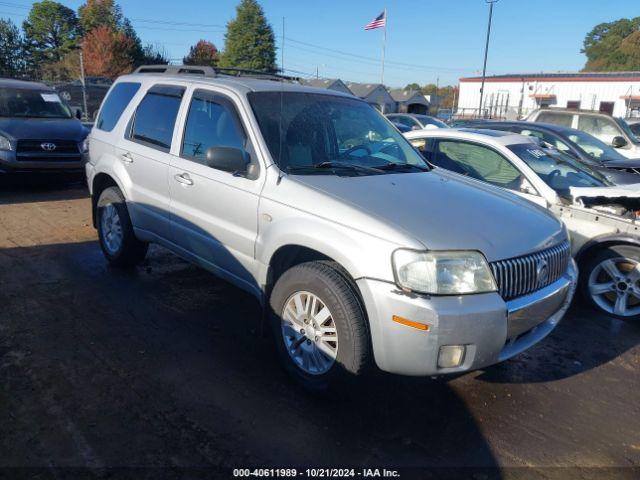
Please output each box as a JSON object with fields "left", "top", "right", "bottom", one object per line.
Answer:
{"left": 86, "top": 66, "right": 576, "bottom": 390}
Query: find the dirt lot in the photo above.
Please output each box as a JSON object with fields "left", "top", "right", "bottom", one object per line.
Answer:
{"left": 0, "top": 178, "right": 639, "bottom": 479}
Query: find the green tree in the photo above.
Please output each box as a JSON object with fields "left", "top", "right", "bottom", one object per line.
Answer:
{"left": 184, "top": 40, "right": 219, "bottom": 66}
{"left": 141, "top": 43, "right": 170, "bottom": 65}
{"left": 0, "top": 18, "right": 26, "bottom": 77}
{"left": 78, "top": 0, "right": 123, "bottom": 34}
{"left": 582, "top": 17, "right": 640, "bottom": 71}
{"left": 23, "top": 1, "right": 79, "bottom": 66}
{"left": 404, "top": 83, "right": 421, "bottom": 91}
{"left": 219, "top": 0, "right": 276, "bottom": 72}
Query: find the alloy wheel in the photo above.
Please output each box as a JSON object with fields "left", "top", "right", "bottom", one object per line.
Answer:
{"left": 281, "top": 291, "right": 338, "bottom": 375}
{"left": 588, "top": 257, "right": 640, "bottom": 317}
{"left": 100, "top": 203, "right": 123, "bottom": 255}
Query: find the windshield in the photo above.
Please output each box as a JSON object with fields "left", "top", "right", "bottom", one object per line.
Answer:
{"left": 248, "top": 92, "right": 429, "bottom": 175}
{"left": 415, "top": 115, "right": 448, "bottom": 128}
{"left": 565, "top": 129, "right": 628, "bottom": 161}
{"left": 508, "top": 143, "right": 612, "bottom": 194}
{"left": 0, "top": 88, "right": 72, "bottom": 118}
{"left": 615, "top": 117, "right": 640, "bottom": 144}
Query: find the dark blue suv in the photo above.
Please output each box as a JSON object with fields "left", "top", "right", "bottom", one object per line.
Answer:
{"left": 0, "top": 79, "right": 90, "bottom": 173}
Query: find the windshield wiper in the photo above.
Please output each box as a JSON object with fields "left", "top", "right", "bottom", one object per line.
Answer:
{"left": 373, "top": 162, "right": 430, "bottom": 172}
{"left": 314, "top": 161, "right": 385, "bottom": 174}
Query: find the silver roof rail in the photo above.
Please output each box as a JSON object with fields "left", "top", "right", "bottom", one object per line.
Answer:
{"left": 132, "top": 65, "right": 299, "bottom": 82}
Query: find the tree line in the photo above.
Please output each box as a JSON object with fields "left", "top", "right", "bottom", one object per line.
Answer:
{"left": 0, "top": 0, "right": 277, "bottom": 82}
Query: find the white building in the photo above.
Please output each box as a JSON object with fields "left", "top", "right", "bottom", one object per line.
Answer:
{"left": 456, "top": 72, "right": 640, "bottom": 120}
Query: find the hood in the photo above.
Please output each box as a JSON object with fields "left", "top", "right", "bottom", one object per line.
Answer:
{"left": 285, "top": 169, "right": 565, "bottom": 262}
{"left": 601, "top": 158, "right": 640, "bottom": 168}
{"left": 0, "top": 117, "right": 89, "bottom": 141}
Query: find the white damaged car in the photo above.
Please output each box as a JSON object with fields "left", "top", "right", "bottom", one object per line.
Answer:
{"left": 406, "top": 128, "right": 640, "bottom": 321}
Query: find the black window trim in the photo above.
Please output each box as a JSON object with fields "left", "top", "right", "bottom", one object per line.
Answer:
{"left": 179, "top": 88, "right": 251, "bottom": 165}
{"left": 125, "top": 83, "right": 186, "bottom": 153}
{"left": 433, "top": 138, "right": 540, "bottom": 196}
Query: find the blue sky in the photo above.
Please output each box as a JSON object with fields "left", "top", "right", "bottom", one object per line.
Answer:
{"left": 1, "top": 0, "right": 637, "bottom": 87}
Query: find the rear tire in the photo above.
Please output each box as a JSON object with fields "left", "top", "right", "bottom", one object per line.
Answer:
{"left": 269, "top": 261, "right": 370, "bottom": 391}
{"left": 96, "top": 186, "right": 148, "bottom": 268}
{"left": 580, "top": 244, "right": 640, "bottom": 322}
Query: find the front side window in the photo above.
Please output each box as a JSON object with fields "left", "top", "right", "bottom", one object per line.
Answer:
{"left": 433, "top": 140, "right": 523, "bottom": 189}
{"left": 507, "top": 143, "right": 611, "bottom": 194}
{"left": 248, "top": 92, "right": 429, "bottom": 175}
{"left": 96, "top": 82, "right": 140, "bottom": 131}
{"left": 0, "top": 88, "right": 72, "bottom": 119}
{"left": 537, "top": 112, "right": 573, "bottom": 128}
{"left": 182, "top": 92, "right": 246, "bottom": 163}
{"left": 515, "top": 128, "right": 572, "bottom": 153}
{"left": 129, "top": 85, "right": 185, "bottom": 152}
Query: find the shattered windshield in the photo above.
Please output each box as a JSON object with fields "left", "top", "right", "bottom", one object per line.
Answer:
{"left": 508, "top": 143, "right": 612, "bottom": 193}
{"left": 248, "top": 91, "right": 429, "bottom": 175}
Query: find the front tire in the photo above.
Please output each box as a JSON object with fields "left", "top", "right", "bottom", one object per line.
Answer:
{"left": 96, "top": 186, "right": 148, "bottom": 268}
{"left": 269, "top": 261, "right": 370, "bottom": 391}
{"left": 580, "top": 244, "right": 640, "bottom": 322}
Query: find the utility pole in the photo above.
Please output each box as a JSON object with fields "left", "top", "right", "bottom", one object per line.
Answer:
{"left": 72, "top": 46, "right": 89, "bottom": 122}
{"left": 380, "top": 8, "right": 387, "bottom": 85}
{"left": 478, "top": 0, "right": 499, "bottom": 118}
{"left": 281, "top": 17, "right": 285, "bottom": 74}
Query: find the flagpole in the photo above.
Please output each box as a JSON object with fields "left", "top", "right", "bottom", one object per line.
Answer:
{"left": 380, "top": 8, "right": 387, "bottom": 86}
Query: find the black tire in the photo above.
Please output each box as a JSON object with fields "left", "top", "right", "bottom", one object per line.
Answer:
{"left": 269, "top": 261, "right": 370, "bottom": 391}
{"left": 96, "top": 186, "right": 148, "bottom": 268}
{"left": 580, "top": 244, "right": 640, "bottom": 322}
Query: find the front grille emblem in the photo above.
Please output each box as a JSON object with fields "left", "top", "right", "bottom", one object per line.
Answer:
{"left": 536, "top": 258, "right": 549, "bottom": 286}
{"left": 41, "top": 142, "right": 56, "bottom": 151}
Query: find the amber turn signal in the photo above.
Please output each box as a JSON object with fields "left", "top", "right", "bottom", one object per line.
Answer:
{"left": 392, "top": 315, "right": 429, "bottom": 331}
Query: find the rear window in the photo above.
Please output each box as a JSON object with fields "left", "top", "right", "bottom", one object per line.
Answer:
{"left": 536, "top": 112, "right": 573, "bottom": 128}
{"left": 96, "top": 82, "right": 140, "bottom": 132}
{"left": 128, "top": 85, "right": 185, "bottom": 152}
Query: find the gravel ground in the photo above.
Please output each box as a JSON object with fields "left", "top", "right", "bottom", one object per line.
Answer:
{"left": 0, "top": 178, "right": 639, "bottom": 479}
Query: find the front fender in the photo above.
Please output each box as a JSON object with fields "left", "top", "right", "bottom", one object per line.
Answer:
{"left": 255, "top": 213, "right": 402, "bottom": 288}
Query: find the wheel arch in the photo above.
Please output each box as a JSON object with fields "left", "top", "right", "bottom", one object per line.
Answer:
{"left": 91, "top": 172, "right": 123, "bottom": 227}
{"left": 575, "top": 233, "right": 640, "bottom": 268}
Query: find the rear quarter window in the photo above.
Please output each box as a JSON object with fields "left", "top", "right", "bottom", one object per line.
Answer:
{"left": 96, "top": 82, "right": 141, "bottom": 132}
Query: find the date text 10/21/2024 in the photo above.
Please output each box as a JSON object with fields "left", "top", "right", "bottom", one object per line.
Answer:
{"left": 232, "top": 468, "right": 401, "bottom": 478}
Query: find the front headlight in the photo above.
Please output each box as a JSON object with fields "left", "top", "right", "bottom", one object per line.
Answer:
{"left": 0, "top": 134, "right": 12, "bottom": 151}
{"left": 392, "top": 249, "right": 497, "bottom": 295}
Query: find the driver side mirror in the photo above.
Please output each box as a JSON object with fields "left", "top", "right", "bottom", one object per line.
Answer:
{"left": 205, "top": 146, "right": 250, "bottom": 175}
{"left": 612, "top": 136, "right": 628, "bottom": 148}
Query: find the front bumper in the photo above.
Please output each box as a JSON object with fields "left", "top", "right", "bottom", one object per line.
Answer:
{"left": 357, "top": 259, "right": 577, "bottom": 376}
{"left": 0, "top": 149, "right": 87, "bottom": 173}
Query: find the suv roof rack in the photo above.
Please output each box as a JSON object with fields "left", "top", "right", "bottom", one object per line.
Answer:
{"left": 132, "top": 65, "right": 299, "bottom": 82}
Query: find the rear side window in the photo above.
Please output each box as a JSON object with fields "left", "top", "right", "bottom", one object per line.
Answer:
{"left": 128, "top": 85, "right": 185, "bottom": 152}
{"left": 96, "top": 82, "right": 140, "bottom": 132}
{"left": 536, "top": 112, "right": 573, "bottom": 128}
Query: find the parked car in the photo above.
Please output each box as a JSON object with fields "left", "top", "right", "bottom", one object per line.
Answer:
{"left": 390, "top": 121, "right": 412, "bottom": 133}
{"left": 385, "top": 113, "right": 449, "bottom": 130}
{"left": 462, "top": 120, "right": 640, "bottom": 184}
{"left": 53, "top": 77, "right": 112, "bottom": 122}
{"left": 406, "top": 128, "right": 640, "bottom": 320}
{"left": 526, "top": 108, "right": 640, "bottom": 159}
{"left": 0, "top": 79, "right": 89, "bottom": 174}
{"left": 86, "top": 65, "right": 575, "bottom": 390}
{"left": 626, "top": 118, "right": 640, "bottom": 138}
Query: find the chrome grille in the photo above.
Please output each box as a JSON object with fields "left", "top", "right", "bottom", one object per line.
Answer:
{"left": 490, "top": 241, "right": 571, "bottom": 300}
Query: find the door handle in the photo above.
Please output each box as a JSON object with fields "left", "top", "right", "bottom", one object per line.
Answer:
{"left": 174, "top": 173, "right": 194, "bottom": 186}
{"left": 121, "top": 152, "right": 133, "bottom": 163}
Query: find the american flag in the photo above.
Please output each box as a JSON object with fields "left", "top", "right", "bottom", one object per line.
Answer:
{"left": 364, "top": 11, "right": 386, "bottom": 30}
